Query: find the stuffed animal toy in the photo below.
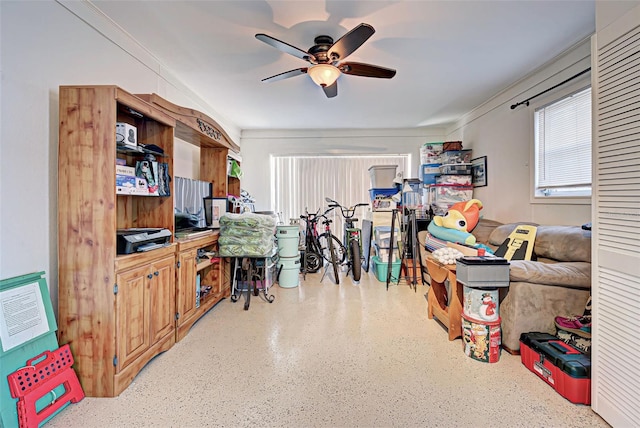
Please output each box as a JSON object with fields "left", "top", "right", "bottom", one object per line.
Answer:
{"left": 427, "top": 199, "right": 483, "bottom": 245}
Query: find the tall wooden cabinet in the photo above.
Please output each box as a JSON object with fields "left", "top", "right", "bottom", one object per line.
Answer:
{"left": 58, "top": 86, "right": 177, "bottom": 397}
{"left": 58, "top": 86, "right": 237, "bottom": 397}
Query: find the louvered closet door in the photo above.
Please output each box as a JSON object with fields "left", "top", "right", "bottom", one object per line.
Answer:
{"left": 592, "top": 5, "right": 640, "bottom": 427}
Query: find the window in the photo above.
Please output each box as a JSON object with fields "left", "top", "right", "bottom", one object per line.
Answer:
{"left": 271, "top": 154, "right": 409, "bottom": 233}
{"left": 534, "top": 87, "right": 592, "bottom": 198}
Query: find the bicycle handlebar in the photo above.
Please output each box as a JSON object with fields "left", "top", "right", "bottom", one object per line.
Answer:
{"left": 300, "top": 207, "right": 321, "bottom": 221}
{"left": 325, "top": 198, "right": 368, "bottom": 219}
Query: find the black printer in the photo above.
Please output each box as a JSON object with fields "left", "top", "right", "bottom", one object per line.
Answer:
{"left": 117, "top": 228, "right": 172, "bottom": 254}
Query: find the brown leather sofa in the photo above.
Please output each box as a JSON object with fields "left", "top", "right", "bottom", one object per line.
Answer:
{"left": 419, "top": 219, "right": 591, "bottom": 352}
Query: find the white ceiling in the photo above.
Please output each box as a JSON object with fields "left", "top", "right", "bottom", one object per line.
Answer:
{"left": 91, "top": 0, "right": 595, "bottom": 130}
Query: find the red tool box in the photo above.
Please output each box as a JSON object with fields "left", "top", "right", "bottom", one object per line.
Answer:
{"left": 520, "top": 332, "right": 591, "bottom": 405}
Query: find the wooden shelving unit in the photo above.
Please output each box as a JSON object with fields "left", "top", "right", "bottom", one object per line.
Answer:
{"left": 58, "top": 86, "right": 177, "bottom": 397}
{"left": 58, "top": 86, "right": 239, "bottom": 397}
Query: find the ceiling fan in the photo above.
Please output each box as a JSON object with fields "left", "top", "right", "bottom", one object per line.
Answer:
{"left": 255, "top": 23, "right": 396, "bottom": 98}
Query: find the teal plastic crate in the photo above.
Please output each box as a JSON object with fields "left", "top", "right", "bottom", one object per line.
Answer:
{"left": 372, "top": 255, "right": 401, "bottom": 282}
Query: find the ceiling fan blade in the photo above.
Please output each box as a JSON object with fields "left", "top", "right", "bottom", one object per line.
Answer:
{"left": 328, "top": 23, "right": 375, "bottom": 62}
{"left": 323, "top": 81, "right": 338, "bottom": 98}
{"left": 339, "top": 62, "right": 396, "bottom": 79}
{"left": 255, "top": 33, "right": 315, "bottom": 62}
{"left": 262, "top": 68, "right": 308, "bottom": 83}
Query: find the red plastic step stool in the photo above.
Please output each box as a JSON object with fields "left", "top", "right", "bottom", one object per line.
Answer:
{"left": 7, "top": 344, "right": 85, "bottom": 428}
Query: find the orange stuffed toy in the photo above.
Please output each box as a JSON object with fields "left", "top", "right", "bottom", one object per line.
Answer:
{"left": 428, "top": 199, "right": 483, "bottom": 245}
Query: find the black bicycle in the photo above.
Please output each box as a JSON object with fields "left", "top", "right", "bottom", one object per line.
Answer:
{"left": 300, "top": 208, "right": 323, "bottom": 274}
{"left": 325, "top": 198, "right": 368, "bottom": 282}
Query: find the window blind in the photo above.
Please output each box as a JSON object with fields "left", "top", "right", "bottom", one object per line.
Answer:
{"left": 535, "top": 87, "right": 592, "bottom": 194}
{"left": 271, "top": 154, "right": 408, "bottom": 232}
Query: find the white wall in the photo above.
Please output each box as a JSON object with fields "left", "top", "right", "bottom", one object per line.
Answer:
{"left": 446, "top": 39, "right": 593, "bottom": 225}
{"left": 0, "top": 1, "right": 600, "bottom": 318}
{"left": 0, "top": 1, "right": 239, "bottom": 313}
{"left": 239, "top": 128, "right": 446, "bottom": 212}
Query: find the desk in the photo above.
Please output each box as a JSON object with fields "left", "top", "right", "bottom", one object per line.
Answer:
{"left": 425, "top": 256, "right": 463, "bottom": 340}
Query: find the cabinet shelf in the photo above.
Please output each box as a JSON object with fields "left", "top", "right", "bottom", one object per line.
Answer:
{"left": 196, "top": 258, "right": 220, "bottom": 272}
{"left": 116, "top": 144, "right": 167, "bottom": 157}
{"left": 116, "top": 193, "right": 165, "bottom": 198}
{"left": 58, "top": 85, "right": 177, "bottom": 398}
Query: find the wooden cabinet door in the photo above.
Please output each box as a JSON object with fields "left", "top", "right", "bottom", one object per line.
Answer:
{"left": 176, "top": 249, "right": 198, "bottom": 326}
{"left": 149, "top": 256, "right": 176, "bottom": 344}
{"left": 116, "top": 264, "right": 151, "bottom": 372}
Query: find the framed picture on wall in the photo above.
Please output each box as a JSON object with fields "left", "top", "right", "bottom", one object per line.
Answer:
{"left": 471, "top": 156, "right": 487, "bottom": 188}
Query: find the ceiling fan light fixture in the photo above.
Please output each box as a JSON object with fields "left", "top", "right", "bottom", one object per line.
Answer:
{"left": 308, "top": 64, "right": 340, "bottom": 87}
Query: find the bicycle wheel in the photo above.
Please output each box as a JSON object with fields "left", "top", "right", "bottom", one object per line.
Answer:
{"left": 328, "top": 236, "right": 340, "bottom": 285}
{"left": 350, "top": 239, "right": 362, "bottom": 282}
{"left": 304, "top": 250, "right": 322, "bottom": 273}
{"left": 318, "top": 233, "right": 346, "bottom": 264}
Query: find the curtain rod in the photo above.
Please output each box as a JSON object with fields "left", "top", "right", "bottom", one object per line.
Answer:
{"left": 510, "top": 67, "right": 591, "bottom": 110}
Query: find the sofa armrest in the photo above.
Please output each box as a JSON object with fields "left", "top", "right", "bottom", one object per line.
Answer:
{"left": 509, "top": 260, "right": 591, "bottom": 289}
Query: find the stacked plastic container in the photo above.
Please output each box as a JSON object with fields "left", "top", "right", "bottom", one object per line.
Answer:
{"left": 456, "top": 256, "right": 510, "bottom": 363}
{"left": 276, "top": 224, "right": 301, "bottom": 288}
{"left": 420, "top": 141, "right": 474, "bottom": 216}
{"left": 368, "top": 165, "right": 399, "bottom": 210}
{"left": 419, "top": 142, "right": 444, "bottom": 185}
{"left": 371, "top": 226, "right": 400, "bottom": 282}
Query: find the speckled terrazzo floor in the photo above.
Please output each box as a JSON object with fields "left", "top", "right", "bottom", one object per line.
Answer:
{"left": 47, "top": 269, "right": 609, "bottom": 428}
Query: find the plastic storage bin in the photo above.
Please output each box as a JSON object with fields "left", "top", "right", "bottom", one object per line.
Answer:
{"left": 426, "top": 184, "right": 474, "bottom": 205}
{"left": 372, "top": 255, "right": 401, "bottom": 282}
{"left": 436, "top": 175, "right": 472, "bottom": 186}
{"left": 440, "top": 150, "right": 472, "bottom": 164}
{"left": 277, "top": 256, "right": 300, "bottom": 288}
{"left": 276, "top": 225, "right": 300, "bottom": 258}
{"left": 369, "top": 187, "right": 398, "bottom": 201}
{"left": 374, "top": 243, "right": 398, "bottom": 263}
{"left": 374, "top": 226, "right": 399, "bottom": 248}
{"left": 368, "top": 165, "right": 398, "bottom": 188}
{"left": 443, "top": 141, "right": 463, "bottom": 151}
{"left": 421, "top": 164, "right": 441, "bottom": 184}
{"left": 440, "top": 163, "right": 472, "bottom": 175}
{"left": 456, "top": 257, "right": 510, "bottom": 288}
{"left": 420, "top": 142, "right": 444, "bottom": 164}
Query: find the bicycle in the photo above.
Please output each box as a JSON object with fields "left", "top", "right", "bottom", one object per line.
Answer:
{"left": 325, "top": 197, "right": 368, "bottom": 282}
{"left": 300, "top": 208, "right": 323, "bottom": 274}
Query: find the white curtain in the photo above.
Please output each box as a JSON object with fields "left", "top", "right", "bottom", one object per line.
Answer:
{"left": 271, "top": 155, "right": 408, "bottom": 234}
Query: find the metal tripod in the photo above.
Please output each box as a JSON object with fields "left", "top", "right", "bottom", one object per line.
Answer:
{"left": 386, "top": 208, "right": 426, "bottom": 291}
{"left": 400, "top": 208, "right": 426, "bottom": 291}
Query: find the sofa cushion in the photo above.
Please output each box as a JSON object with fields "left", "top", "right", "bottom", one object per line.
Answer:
{"left": 488, "top": 222, "right": 539, "bottom": 248}
{"left": 488, "top": 223, "right": 591, "bottom": 262}
{"left": 509, "top": 260, "right": 591, "bottom": 289}
{"left": 534, "top": 226, "right": 591, "bottom": 263}
{"left": 471, "top": 218, "right": 504, "bottom": 246}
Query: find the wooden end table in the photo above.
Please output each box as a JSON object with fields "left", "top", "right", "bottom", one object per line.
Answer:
{"left": 425, "top": 256, "right": 463, "bottom": 340}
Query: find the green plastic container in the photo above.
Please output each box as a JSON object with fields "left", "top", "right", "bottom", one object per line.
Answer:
{"left": 276, "top": 225, "right": 300, "bottom": 258}
{"left": 277, "top": 256, "right": 300, "bottom": 288}
{"left": 372, "top": 255, "right": 401, "bottom": 282}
